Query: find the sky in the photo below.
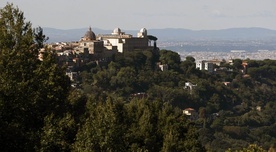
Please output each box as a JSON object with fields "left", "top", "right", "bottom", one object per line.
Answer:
{"left": 1, "top": 0, "right": 276, "bottom": 30}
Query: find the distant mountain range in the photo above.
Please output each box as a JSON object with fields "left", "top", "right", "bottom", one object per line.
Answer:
{"left": 43, "top": 27, "right": 276, "bottom": 43}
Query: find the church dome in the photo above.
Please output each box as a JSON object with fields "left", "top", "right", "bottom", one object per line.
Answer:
{"left": 83, "top": 27, "right": 96, "bottom": 40}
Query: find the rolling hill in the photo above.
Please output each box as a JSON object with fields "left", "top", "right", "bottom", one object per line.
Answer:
{"left": 43, "top": 27, "right": 276, "bottom": 43}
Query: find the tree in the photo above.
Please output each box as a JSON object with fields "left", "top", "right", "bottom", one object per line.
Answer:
{"left": 159, "top": 50, "right": 181, "bottom": 71}
{"left": 110, "top": 66, "right": 137, "bottom": 94}
{"left": 226, "top": 144, "right": 266, "bottom": 152}
{"left": 34, "top": 26, "right": 49, "bottom": 49}
{"left": 233, "top": 59, "right": 243, "bottom": 70}
{"left": 0, "top": 4, "right": 38, "bottom": 151}
{"left": 186, "top": 56, "right": 195, "bottom": 63}
{"left": 0, "top": 3, "right": 70, "bottom": 151}
{"left": 180, "top": 56, "right": 197, "bottom": 76}
{"left": 73, "top": 98, "right": 126, "bottom": 152}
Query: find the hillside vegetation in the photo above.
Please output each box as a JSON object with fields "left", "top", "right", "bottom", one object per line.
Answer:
{"left": 1, "top": 3, "right": 276, "bottom": 152}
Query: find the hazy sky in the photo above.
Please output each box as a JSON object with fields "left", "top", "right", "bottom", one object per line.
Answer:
{"left": 1, "top": 0, "right": 276, "bottom": 30}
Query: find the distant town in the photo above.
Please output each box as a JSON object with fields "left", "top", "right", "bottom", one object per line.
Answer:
{"left": 158, "top": 40, "right": 276, "bottom": 60}
{"left": 43, "top": 27, "right": 158, "bottom": 84}
{"left": 178, "top": 50, "right": 276, "bottom": 61}
{"left": 44, "top": 27, "right": 276, "bottom": 84}
{"left": 44, "top": 27, "right": 276, "bottom": 61}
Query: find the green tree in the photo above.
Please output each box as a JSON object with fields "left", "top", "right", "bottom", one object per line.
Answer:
{"left": 233, "top": 59, "right": 243, "bottom": 70}
{"left": 40, "top": 113, "right": 76, "bottom": 152}
{"left": 0, "top": 3, "right": 70, "bottom": 151}
{"left": 226, "top": 144, "right": 266, "bottom": 152}
{"left": 159, "top": 50, "right": 181, "bottom": 71}
{"left": 73, "top": 98, "right": 126, "bottom": 152}
{"left": 110, "top": 66, "right": 137, "bottom": 94}
{"left": 34, "top": 26, "right": 49, "bottom": 49}
{"left": 180, "top": 56, "right": 197, "bottom": 76}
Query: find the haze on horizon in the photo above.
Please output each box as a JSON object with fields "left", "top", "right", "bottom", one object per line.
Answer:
{"left": 1, "top": 0, "right": 276, "bottom": 31}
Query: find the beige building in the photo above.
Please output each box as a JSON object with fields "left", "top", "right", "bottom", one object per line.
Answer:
{"left": 97, "top": 27, "right": 150, "bottom": 53}
{"left": 76, "top": 27, "right": 151, "bottom": 60}
{"left": 73, "top": 27, "right": 118, "bottom": 61}
{"left": 78, "top": 27, "right": 105, "bottom": 59}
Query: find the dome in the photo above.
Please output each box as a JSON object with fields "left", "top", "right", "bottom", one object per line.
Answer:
{"left": 83, "top": 27, "right": 96, "bottom": 40}
{"left": 140, "top": 28, "right": 147, "bottom": 34}
{"left": 137, "top": 28, "right": 147, "bottom": 38}
{"left": 112, "top": 27, "right": 121, "bottom": 35}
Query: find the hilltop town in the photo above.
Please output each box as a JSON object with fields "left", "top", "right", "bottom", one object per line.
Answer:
{"left": 48, "top": 28, "right": 180, "bottom": 85}
{"left": 45, "top": 27, "right": 259, "bottom": 88}
{"left": 42, "top": 27, "right": 160, "bottom": 84}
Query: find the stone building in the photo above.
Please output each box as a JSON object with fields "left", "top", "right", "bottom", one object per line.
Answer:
{"left": 78, "top": 27, "right": 105, "bottom": 59}
{"left": 76, "top": 27, "right": 152, "bottom": 60}
{"left": 73, "top": 27, "right": 118, "bottom": 62}
{"left": 97, "top": 27, "right": 151, "bottom": 53}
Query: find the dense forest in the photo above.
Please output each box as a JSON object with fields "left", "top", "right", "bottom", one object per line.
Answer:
{"left": 1, "top": 3, "right": 276, "bottom": 152}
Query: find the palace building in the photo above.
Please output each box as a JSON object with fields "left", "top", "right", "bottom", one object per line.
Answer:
{"left": 75, "top": 27, "right": 154, "bottom": 61}
{"left": 97, "top": 27, "right": 150, "bottom": 53}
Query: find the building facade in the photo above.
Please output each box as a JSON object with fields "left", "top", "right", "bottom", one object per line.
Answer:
{"left": 196, "top": 60, "right": 214, "bottom": 73}
{"left": 97, "top": 27, "right": 150, "bottom": 53}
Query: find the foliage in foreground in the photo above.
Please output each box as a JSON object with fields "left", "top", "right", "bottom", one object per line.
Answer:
{"left": 0, "top": 4, "right": 205, "bottom": 152}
